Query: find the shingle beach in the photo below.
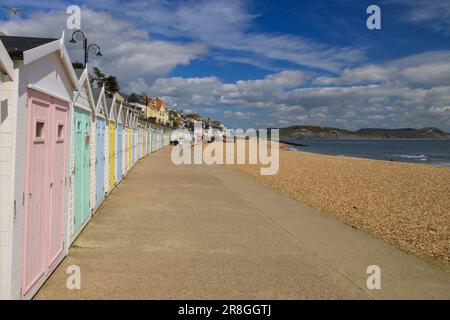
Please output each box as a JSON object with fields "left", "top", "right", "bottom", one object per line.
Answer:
{"left": 227, "top": 143, "right": 450, "bottom": 267}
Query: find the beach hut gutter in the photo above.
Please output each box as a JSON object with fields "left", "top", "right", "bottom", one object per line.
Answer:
{"left": 23, "top": 31, "right": 78, "bottom": 90}
{"left": 0, "top": 39, "right": 14, "bottom": 80}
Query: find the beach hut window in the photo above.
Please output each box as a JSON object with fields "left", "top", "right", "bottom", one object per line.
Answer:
{"left": 57, "top": 124, "right": 64, "bottom": 139}
{"left": 36, "top": 121, "right": 44, "bottom": 138}
{"left": 77, "top": 120, "right": 81, "bottom": 132}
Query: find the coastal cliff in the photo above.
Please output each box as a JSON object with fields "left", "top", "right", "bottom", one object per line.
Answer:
{"left": 279, "top": 126, "right": 450, "bottom": 140}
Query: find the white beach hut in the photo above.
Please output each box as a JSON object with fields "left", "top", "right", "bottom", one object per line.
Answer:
{"left": 0, "top": 37, "right": 16, "bottom": 300}
{"left": 0, "top": 33, "right": 78, "bottom": 299}
{"left": 91, "top": 87, "right": 108, "bottom": 211}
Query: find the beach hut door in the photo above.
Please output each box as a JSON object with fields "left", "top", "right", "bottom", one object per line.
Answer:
{"left": 96, "top": 118, "right": 105, "bottom": 206}
{"left": 109, "top": 122, "right": 116, "bottom": 188}
{"left": 117, "top": 124, "right": 123, "bottom": 181}
{"left": 74, "top": 109, "right": 90, "bottom": 232}
{"left": 22, "top": 90, "right": 68, "bottom": 295}
{"left": 47, "top": 104, "right": 68, "bottom": 267}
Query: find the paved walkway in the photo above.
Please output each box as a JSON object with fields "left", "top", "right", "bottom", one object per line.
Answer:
{"left": 36, "top": 148, "right": 450, "bottom": 299}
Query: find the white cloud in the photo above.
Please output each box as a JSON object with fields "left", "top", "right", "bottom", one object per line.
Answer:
{"left": 315, "top": 65, "right": 392, "bottom": 85}
{"left": 428, "top": 106, "right": 450, "bottom": 115}
{"left": 1, "top": 1, "right": 448, "bottom": 130}
{"left": 220, "top": 71, "right": 307, "bottom": 107}
{"left": 149, "top": 76, "right": 223, "bottom": 108}
{"left": 314, "top": 51, "right": 450, "bottom": 88}
{"left": 223, "top": 110, "right": 256, "bottom": 119}
{"left": 94, "top": 0, "right": 364, "bottom": 72}
{"left": 390, "top": 0, "right": 450, "bottom": 34}
{"left": 147, "top": 53, "right": 450, "bottom": 130}
{"left": 400, "top": 62, "right": 450, "bottom": 87}
{"left": 0, "top": 8, "right": 205, "bottom": 91}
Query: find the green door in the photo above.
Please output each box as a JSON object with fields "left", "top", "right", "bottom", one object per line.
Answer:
{"left": 74, "top": 107, "right": 91, "bottom": 233}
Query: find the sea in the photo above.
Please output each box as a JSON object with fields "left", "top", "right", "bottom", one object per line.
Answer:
{"left": 283, "top": 139, "right": 450, "bottom": 167}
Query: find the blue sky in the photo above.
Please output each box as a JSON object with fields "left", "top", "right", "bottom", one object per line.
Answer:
{"left": 1, "top": 0, "right": 450, "bottom": 130}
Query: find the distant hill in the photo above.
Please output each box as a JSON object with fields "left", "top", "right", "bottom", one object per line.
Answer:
{"left": 279, "top": 125, "right": 450, "bottom": 140}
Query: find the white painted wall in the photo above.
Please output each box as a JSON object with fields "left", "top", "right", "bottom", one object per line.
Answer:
{"left": 0, "top": 42, "right": 14, "bottom": 81}
{"left": 21, "top": 52, "right": 73, "bottom": 103}
{"left": 0, "top": 69, "right": 18, "bottom": 300}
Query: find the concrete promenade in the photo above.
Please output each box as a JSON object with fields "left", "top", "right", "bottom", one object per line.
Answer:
{"left": 36, "top": 147, "right": 450, "bottom": 299}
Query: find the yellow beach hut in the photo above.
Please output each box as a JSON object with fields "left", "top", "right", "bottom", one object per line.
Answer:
{"left": 106, "top": 96, "right": 117, "bottom": 191}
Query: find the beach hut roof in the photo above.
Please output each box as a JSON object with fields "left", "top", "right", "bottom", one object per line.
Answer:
{"left": 106, "top": 96, "right": 117, "bottom": 121}
{"left": 125, "top": 107, "right": 133, "bottom": 126}
{"left": 105, "top": 96, "right": 113, "bottom": 106}
{"left": 74, "top": 68, "right": 84, "bottom": 79}
{"left": 0, "top": 35, "right": 56, "bottom": 60}
{"left": 73, "top": 66, "right": 96, "bottom": 114}
{"left": 92, "top": 86, "right": 109, "bottom": 119}
{"left": 0, "top": 32, "right": 78, "bottom": 90}
{"left": 126, "top": 108, "right": 134, "bottom": 127}
{"left": 0, "top": 39, "right": 13, "bottom": 80}
{"left": 114, "top": 100, "right": 123, "bottom": 123}
{"left": 91, "top": 87, "right": 101, "bottom": 104}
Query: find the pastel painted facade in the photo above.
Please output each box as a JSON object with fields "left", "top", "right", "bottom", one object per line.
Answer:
{"left": 147, "top": 98, "right": 169, "bottom": 125}
{"left": 123, "top": 107, "right": 130, "bottom": 175}
{"left": 0, "top": 34, "right": 78, "bottom": 299}
{"left": 98, "top": 91, "right": 110, "bottom": 196}
{"left": 131, "top": 111, "right": 138, "bottom": 165}
{"left": 106, "top": 97, "right": 116, "bottom": 191}
{"left": 92, "top": 86, "right": 108, "bottom": 210}
{"left": 121, "top": 106, "right": 129, "bottom": 176}
{"left": 114, "top": 101, "right": 124, "bottom": 183}
{"left": 71, "top": 67, "right": 96, "bottom": 242}
{"left": 139, "top": 126, "right": 144, "bottom": 159}
{"left": 151, "top": 128, "right": 156, "bottom": 152}
{"left": 150, "top": 128, "right": 154, "bottom": 152}
{"left": 128, "top": 121, "right": 132, "bottom": 170}
{"left": 0, "top": 34, "right": 171, "bottom": 301}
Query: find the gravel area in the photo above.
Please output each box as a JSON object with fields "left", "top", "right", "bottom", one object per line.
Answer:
{"left": 226, "top": 143, "right": 450, "bottom": 267}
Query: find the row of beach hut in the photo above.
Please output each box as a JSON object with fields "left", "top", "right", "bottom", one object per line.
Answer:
{"left": 0, "top": 33, "right": 170, "bottom": 299}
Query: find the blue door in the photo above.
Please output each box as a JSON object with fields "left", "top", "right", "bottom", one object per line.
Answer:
{"left": 95, "top": 117, "right": 105, "bottom": 207}
{"left": 116, "top": 124, "right": 123, "bottom": 181}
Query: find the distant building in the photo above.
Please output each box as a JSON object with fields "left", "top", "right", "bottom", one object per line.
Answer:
{"left": 127, "top": 92, "right": 148, "bottom": 119}
{"left": 147, "top": 97, "right": 169, "bottom": 125}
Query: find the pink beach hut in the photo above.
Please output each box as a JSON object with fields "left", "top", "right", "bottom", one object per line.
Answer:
{"left": 0, "top": 33, "right": 78, "bottom": 299}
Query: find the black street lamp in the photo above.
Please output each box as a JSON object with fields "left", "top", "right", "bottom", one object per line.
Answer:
{"left": 69, "top": 30, "right": 103, "bottom": 67}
